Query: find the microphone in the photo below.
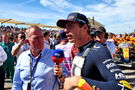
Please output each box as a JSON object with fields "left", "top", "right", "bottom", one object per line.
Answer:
{"left": 52, "top": 49, "right": 65, "bottom": 65}
{"left": 52, "top": 49, "right": 65, "bottom": 89}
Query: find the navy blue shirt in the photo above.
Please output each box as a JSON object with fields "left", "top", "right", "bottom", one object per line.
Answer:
{"left": 73, "top": 41, "right": 130, "bottom": 90}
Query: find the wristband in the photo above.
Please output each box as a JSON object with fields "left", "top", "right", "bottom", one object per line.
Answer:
{"left": 78, "top": 79, "right": 93, "bottom": 90}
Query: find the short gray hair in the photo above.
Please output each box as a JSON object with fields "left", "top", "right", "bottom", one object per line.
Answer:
{"left": 25, "top": 25, "right": 42, "bottom": 39}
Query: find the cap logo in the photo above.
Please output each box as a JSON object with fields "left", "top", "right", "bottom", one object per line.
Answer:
{"left": 77, "top": 19, "right": 86, "bottom": 24}
{"left": 68, "top": 16, "right": 75, "bottom": 20}
{"left": 55, "top": 53, "right": 60, "bottom": 57}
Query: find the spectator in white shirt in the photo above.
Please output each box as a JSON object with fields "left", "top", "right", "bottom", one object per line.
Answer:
{"left": 0, "top": 46, "right": 7, "bottom": 90}
{"left": 96, "top": 26, "right": 116, "bottom": 58}
{"left": 12, "top": 32, "right": 29, "bottom": 59}
{"left": 43, "top": 31, "right": 51, "bottom": 49}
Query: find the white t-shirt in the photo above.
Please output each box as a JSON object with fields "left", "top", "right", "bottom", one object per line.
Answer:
{"left": 105, "top": 41, "right": 116, "bottom": 54}
{"left": 44, "top": 40, "right": 50, "bottom": 49}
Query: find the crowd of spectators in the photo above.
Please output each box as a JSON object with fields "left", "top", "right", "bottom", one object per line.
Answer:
{"left": 0, "top": 25, "right": 59, "bottom": 43}
{"left": 0, "top": 17, "right": 134, "bottom": 90}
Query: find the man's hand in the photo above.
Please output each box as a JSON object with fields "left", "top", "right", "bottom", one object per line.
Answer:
{"left": 19, "top": 39, "right": 27, "bottom": 46}
{"left": 64, "top": 76, "right": 82, "bottom": 90}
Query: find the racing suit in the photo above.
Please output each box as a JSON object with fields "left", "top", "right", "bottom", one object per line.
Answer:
{"left": 72, "top": 41, "right": 131, "bottom": 90}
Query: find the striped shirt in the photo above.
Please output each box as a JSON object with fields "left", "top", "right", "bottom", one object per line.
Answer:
{"left": 55, "top": 42, "right": 74, "bottom": 76}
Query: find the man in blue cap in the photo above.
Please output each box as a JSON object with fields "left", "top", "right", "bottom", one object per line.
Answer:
{"left": 57, "top": 12, "right": 131, "bottom": 90}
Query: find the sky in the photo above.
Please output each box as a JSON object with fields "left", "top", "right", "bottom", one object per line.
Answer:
{"left": 0, "top": 0, "right": 135, "bottom": 34}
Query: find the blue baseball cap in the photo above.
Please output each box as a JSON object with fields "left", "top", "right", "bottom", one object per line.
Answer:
{"left": 57, "top": 12, "right": 90, "bottom": 28}
{"left": 60, "top": 30, "right": 67, "bottom": 40}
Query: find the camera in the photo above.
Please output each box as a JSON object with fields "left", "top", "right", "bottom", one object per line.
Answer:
{"left": 90, "top": 29, "right": 102, "bottom": 37}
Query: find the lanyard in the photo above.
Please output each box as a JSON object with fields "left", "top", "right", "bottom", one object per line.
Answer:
{"left": 28, "top": 54, "right": 42, "bottom": 84}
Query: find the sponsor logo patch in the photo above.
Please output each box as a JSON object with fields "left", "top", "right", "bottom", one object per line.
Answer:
{"left": 119, "top": 80, "right": 131, "bottom": 89}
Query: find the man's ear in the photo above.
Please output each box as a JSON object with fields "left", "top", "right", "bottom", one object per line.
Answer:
{"left": 83, "top": 24, "right": 88, "bottom": 32}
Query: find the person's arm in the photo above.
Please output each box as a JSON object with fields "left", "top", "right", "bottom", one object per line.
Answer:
{"left": 12, "top": 56, "right": 23, "bottom": 90}
{"left": 12, "top": 43, "right": 22, "bottom": 56}
{"left": 64, "top": 45, "right": 131, "bottom": 90}
{"left": 64, "top": 76, "right": 93, "bottom": 90}
{"left": 54, "top": 63, "right": 69, "bottom": 83}
{"left": 0, "top": 46, "right": 7, "bottom": 63}
{"left": 12, "top": 40, "right": 26, "bottom": 56}
{"left": 83, "top": 46, "right": 131, "bottom": 90}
